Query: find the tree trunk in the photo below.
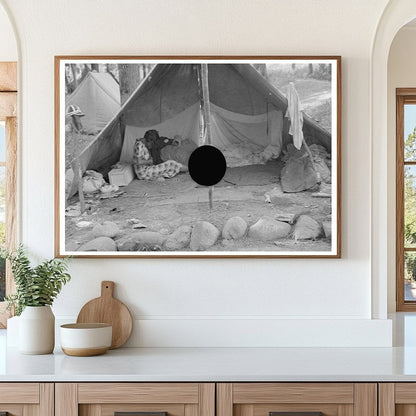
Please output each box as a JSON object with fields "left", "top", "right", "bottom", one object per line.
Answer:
{"left": 78, "top": 64, "right": 89, "bottom": 84}
{"left": 118, "top": 64, "right": 141, "bottom": 105}
{"left": 65, "top": 71, "right": 73, "bottom": 94}
{"left": 146, "top": 64, "right": 153, "bottom": 76}
{"left": 70, "top": 64, "right": 79, "bottom": 89}
{"left": 66, "top": 65, "right": 77, "bottom": 94}
{"left": 106, "top": 64, "right": 119, "bottom": 84}
{"left": 69, "top": 64, "right": 89, "bottom": 91}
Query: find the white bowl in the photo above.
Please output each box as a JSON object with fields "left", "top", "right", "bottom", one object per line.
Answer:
{"left": 60, "top": 323, "right": 112, "bottom": 356}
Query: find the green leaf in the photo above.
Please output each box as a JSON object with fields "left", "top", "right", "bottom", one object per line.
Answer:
{"left": 5, "top": 245, "right": 71, "bottom": 315}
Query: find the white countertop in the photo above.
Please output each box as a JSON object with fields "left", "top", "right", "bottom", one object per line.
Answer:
{"left": 2, "top": 346, "right": 416, "bottom": 382}
{"left": 2, "top": 313, "right": 416, "bottom": 382}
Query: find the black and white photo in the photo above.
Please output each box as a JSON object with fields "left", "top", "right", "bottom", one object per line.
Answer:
{"left": 55, "top": 57, "right": 341, "bottom": 257}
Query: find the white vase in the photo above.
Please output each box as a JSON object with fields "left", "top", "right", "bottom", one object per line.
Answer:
{"left": 19, "top": 306, "right": 55, "bottom": 354}
{"left": 6, "top": 315, "right": 20, "bottom": 348}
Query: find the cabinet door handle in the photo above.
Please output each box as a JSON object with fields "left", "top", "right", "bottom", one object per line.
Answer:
{"left": 270, "top": 413, "right": 323, "bottom": 416}
{"left": 115, "top": 412, "right": 168, "bottom": 416}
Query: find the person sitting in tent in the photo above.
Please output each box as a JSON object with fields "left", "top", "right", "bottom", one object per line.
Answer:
{"left": 143, "top": 129, "right": 179, "bottom": 165}
{"left": 65, "top": 104, "right": 85, "bottom": 134}
{"left": 133, "top": 138, "right": 186, "bottom": 180}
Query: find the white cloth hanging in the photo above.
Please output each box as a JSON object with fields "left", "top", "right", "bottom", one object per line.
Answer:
{"left": 285, "top": 82, "right": 304, "bottom": 150}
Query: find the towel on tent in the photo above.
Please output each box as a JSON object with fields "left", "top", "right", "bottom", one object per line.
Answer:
{"left": 285, "top": 82, "right": 304, "bottom": 150}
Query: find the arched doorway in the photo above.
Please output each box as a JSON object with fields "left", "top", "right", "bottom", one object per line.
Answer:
{"left": 0, "top": 1, "right": 18, "bottom": 326}
{"left": 371, "top": 1, "right": 416, "bottom": 318}
{"left": 0, "top": 2, "right": 17, "bottom": 61}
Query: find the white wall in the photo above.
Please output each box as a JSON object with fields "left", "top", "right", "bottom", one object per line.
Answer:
{"left": 0, "top": 0, "right": 393, "bottom": 347}
{"left": 387, "top": 26, "right": 416, "bottom": 312}
{"left": 0, "top": 3, "right": 16, "bottom": 61}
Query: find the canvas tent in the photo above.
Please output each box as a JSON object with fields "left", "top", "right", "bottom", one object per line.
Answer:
{"left": 66, "top": 72, "right": 121, "bottom": 134}
{"left": 67, "top": 64, "right": 331, "bottom": 194}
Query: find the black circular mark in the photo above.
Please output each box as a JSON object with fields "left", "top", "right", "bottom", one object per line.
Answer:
{"left": 188, "top": 145, "right": 227, "bottom": 186}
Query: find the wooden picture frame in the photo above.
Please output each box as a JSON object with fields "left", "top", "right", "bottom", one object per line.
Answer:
{"left": 55, "top": 56, "right": 341, "bottom": 258}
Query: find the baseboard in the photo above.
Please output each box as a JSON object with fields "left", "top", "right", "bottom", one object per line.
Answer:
{"left": 52, "top": 317, "right": 393, "bottom": 348}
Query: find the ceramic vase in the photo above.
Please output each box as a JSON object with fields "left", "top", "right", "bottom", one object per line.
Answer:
{"left": 6, "top": 315, "right": 20, "bottom": 347}
{"left": 19, "top": 306, "right": 55, "bottom": 354}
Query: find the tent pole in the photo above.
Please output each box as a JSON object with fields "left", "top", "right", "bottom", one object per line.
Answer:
{"left": 197, "top": 65, "right": 204, "bottom": 146}
{"left": 72, "top": 159, "right": 86, "bottom": 214}
{"left": 201, "top": 64, "right": 213, "bottom": 210}
{"left": 201, "top": 64, "right": 212, "bottom": 145}
{"left": 302, "top": 138, "right": 321, "bottom": 185}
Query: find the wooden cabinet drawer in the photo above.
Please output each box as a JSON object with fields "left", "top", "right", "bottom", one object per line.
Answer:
{"left": 217, "top": 383, "right": 376, "bottom": 416}
{"left": 56, "top": 383, "right": 215, "bottom": 416}
{"left": 0, "top": 383, "right": 53, "bottom": 415}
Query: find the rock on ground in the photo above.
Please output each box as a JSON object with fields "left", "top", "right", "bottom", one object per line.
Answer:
{"left": 315, "top": 157, "right": 331, "bottom": 184}
{"left": 222, "top": 217, "right": 248, "bottom": 240}
{"left": 133, "top": 231, "right": 166, "bottom": 246}
{"left": 116, "top": 232, "right": 167, "bottom": 252}
{"left": 293, "top": 215, "right": 323, "bottom": 241}
{"left": 281, "top": 154, "right": 319, "bottom": 193}
{"left": 248, "top": 217, "right": 291, "bottom": 241}
{"left": 165, "top": 225, "right": 192, "bottom": 250}
{"left": 322, "top": 221, "right": 332, "bottom": 238}
{"left": 92, "top": 221, "right": 120, "bottom": 238}
{"left": 78, "top": 237, "right": 116, "bottom": 252}
{"left": 190, "top": 221, "right": 220, "bottom": 251}
{"left": 116, "top": 238, "right": 138, "bottom": 251}
{"left": 221, "top": 239, "right": 234, "bottom": 247}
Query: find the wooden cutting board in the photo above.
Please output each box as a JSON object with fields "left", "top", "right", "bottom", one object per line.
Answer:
{"left": 76, "top": 281, "right": 133, "bottom": 349}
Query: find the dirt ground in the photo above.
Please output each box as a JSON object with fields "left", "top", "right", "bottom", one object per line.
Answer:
{"left": 65, "top": 162, "right": 332, "bottom": 253}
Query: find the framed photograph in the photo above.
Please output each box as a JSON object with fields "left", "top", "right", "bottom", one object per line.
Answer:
{"left": 55, "top": 56, "right": 341, "bottom": 258}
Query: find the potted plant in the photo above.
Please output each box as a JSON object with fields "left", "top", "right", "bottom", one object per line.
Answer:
{"left": 4, "top": 246, "right": 71, "bottom": 354}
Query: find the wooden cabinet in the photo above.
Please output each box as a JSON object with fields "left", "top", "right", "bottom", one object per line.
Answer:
{"left": 1, "top": 380, "right": 412, "bottom": 416}
{"left": 0, "top": 383, "right": 53, "bottom": 416}
{"left": 379, "top": 383, "right": 416, "bottom": 416}
{"left": 55, "top": 383, "right": 215, "bottom": 416}
{"left": 217, "top": 383, "right": 377, "bottom": 416}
